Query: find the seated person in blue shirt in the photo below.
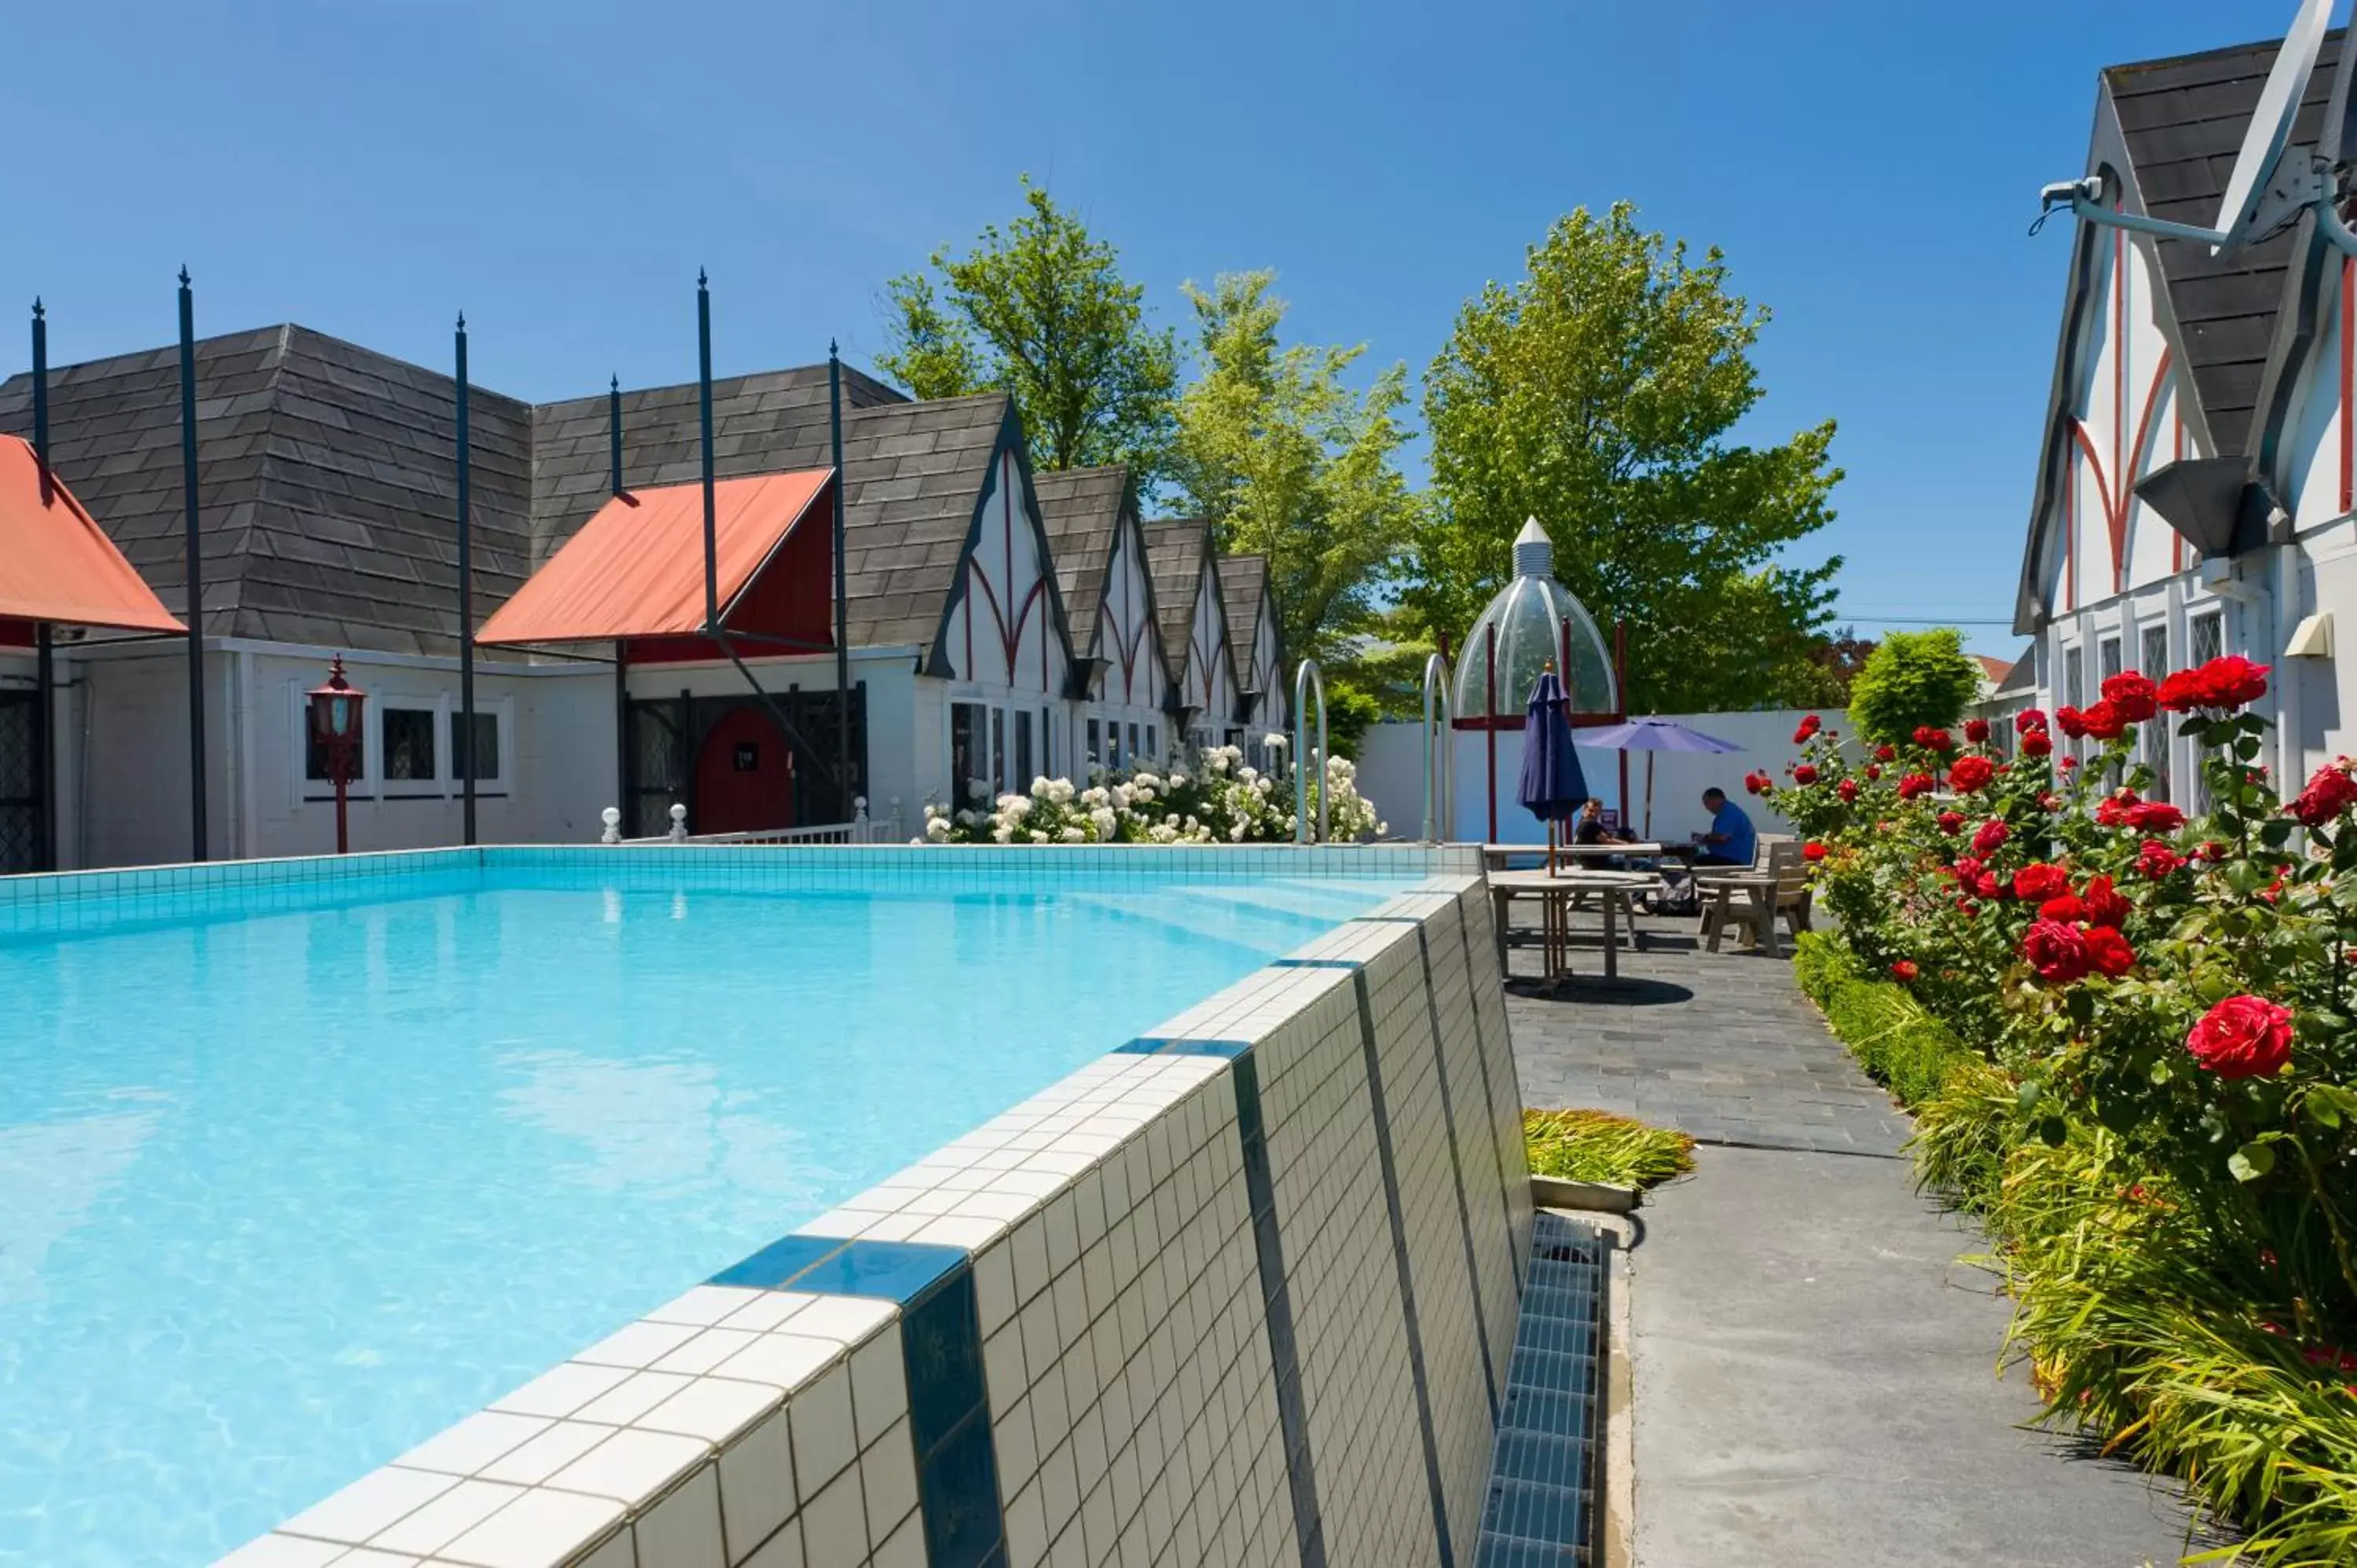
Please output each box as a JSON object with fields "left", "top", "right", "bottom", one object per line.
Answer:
{"left": 1695, "top": 786, "right": 1756, "bottom": 866}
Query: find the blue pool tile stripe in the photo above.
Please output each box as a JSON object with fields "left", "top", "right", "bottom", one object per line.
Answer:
{"left": 1114, "top": 1036, "right": 1255, "bottom": 1059}
{"left": 1233, "top": 1052, "right": 1326, "bottom": 1568}
{"left": 1351, "top": 968, "right": 1457, "bottom": 1568}
{"left": 709, "top": 1236, "right": 967, "bottom": 1306}
{"left": 1414, "top": 925, "right": 1500, "bottom": 1424}
{"left": 900, "top": 1264, "right": 1008, "bottom": 1568}
{"left": 1451, "top": 897, "right": 1525, "bottom": 1288}
{"left": 1269, "top": 956, "right": 1361, "bottom": 969}
{"left": 1351, "top": 914, "right": 1427, "bottom": 924}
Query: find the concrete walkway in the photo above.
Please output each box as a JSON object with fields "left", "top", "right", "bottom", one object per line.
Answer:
{"left": 1500, "top": 917, "right": 2216, "bottom": 1566}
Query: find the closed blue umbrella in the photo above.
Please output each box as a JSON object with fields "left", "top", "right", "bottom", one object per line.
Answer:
{"left": 1517, "top": 669, "right": 1589, "bottom": 838}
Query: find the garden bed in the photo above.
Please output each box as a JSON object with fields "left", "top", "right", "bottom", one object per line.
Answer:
{"left": 1775, "top": 668, "right": 2357, "bottom": 1566}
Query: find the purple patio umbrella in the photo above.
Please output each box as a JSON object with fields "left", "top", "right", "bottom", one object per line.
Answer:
{"left": 1578, "top": 716, "right": 1743, "bottom": 838}
{"left": 1517, "top": 669, "right": 1589, "bottom": 859}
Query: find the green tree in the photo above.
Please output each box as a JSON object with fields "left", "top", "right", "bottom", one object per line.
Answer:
{"left": 1169, "top": 270, "right": 1419, "bottom": 674}
{"left": 1846, "top": 628, "right": 1982, "bottom": 745}
{"left": 1404, "top": 202, "right": 1843, "bottom": 713}
{"left": 878, "top": 178, "right": 1179, "bottom": 481}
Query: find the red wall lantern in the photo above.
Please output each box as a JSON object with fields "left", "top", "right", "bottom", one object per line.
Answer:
{"left": 307, "top": 654, "right": 367, "bottom": 853}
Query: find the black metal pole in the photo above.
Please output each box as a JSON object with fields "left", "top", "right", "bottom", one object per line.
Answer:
{"left": 697, "top": 271, "right": 718, "bottom": 632}
{"left": 177, "top": 269, "right": 208, "bottom": 862}
{"left": 31, "top": 300, "right": 54, "bottom": 870}
{"left": 456, "top": 313, "right": 476, "bottom": 845}
{"left": 611, "top": 372, "right": 627, "bottom": 828}
{"left": 829, "top": 340, "right": 850, "bottom": 813}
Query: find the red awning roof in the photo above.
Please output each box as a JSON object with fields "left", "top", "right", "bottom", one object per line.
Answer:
{"left": 478, "top": 469, "right": 834, "bottom": 646}
{"left": 0, "top": 435, "right": 186, "bottom": 634}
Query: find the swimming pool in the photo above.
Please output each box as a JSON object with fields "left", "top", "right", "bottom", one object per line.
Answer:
{"left": 0, "top": 846, "right": 1434, "bottom": 1567}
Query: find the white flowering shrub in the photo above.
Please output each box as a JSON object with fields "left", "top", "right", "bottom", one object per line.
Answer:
{"left": 920, "top": 745, "right": 1384, "bottom": 846}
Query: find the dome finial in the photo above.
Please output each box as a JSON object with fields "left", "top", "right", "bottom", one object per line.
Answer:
{"left": 1512, "top": 516, "right": 1552, "bottom": 578}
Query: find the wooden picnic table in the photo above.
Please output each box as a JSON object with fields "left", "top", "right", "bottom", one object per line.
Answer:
{"left": 1486, "top": 867, "right": 1659, "bottom": 982}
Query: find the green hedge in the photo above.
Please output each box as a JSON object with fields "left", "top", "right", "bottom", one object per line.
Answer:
{"left": 1791, "top": 932, "right": 1976, "bottom": 1110}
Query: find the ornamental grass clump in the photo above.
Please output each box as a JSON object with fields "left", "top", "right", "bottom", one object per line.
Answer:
{"left": 1776, "top": 658, "right": 2357, "bottom": 1561}
{"left": 1523, "top": 1108, "right": 1695, "bottom": 1189}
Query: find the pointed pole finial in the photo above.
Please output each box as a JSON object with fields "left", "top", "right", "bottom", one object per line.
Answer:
{"left": 698, "top": 267, "right": 709, "bottom": 289}
{"left": 31, "top": 297, "right": 42, "bottom": 321}
{"left": 829, "top": 337, "right": 839, "bottom": 358}
{"left": 610, "top": 373, "right": 619, "bottom": 392}
{"left": 456, "top": 310, "right": 467, "bottom": 332}
{"left": 178, "top": 265, "right": 191, "bottom": 288}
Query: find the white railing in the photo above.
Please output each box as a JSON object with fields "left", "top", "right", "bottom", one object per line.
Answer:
{"left": 1292, "top": 659, "right": 1329, "bottom": 845}
{"left": 598, "top": 797, "right": 902, "bottom": 847}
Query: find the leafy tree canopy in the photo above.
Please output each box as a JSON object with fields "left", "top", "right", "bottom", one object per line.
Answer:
{"left": 878, "top": 177, "right": 1179, "bottom": 483}
{"left": 1169, "top": 270, "right": 1418, "bottom": 671}
{"left": 1847, "top": 628, "right": 1983, "bottom": 744}
{"left": 1402, "top": 202, "right": 1842, "bottom": 713}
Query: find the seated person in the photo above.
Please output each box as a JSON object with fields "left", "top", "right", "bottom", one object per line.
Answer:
{"left": 1571, "top": 797, "right": 1629, "bottom": 847}
{"left": 1694, "top": 786, "right": 1756, "bottom": 866}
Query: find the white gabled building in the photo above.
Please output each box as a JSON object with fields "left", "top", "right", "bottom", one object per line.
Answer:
{"left": 1145, "top": 518, "right": 1244, "bottom": 753}
{"left": 2018, "top": 29, "right": 2357, "bottom": 800}
{"left": 1218, "top": 553, "right": 1288, "bottom": 768}
{"left": 1036, "top": 466, "right": 1173, "bottom": 774}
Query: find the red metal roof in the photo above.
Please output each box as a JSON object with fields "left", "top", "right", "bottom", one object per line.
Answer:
{"left": 0, "top": 435, "right": 186, "bottom": 635}
{"left": 478, "top": 470, "right": 834, "bottom": 647}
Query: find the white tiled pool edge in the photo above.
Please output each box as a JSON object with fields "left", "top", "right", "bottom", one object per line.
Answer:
{"left": 217, "top": 852, "right": 1530, "bottom": 1568}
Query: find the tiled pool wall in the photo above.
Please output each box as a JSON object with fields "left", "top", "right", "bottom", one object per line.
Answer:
{"left": 214, "top": 862, "right": 1530, "bottom": 1568}
{"left": 0, "top": 843, "right": 1472, "bottom": 940}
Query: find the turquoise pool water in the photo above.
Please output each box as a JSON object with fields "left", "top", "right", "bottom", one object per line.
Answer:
{"left": 0, "top": 852, "right": 1422, "bottom": 1566}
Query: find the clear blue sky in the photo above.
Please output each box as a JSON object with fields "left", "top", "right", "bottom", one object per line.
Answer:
{"left": 0, "top": 0, "right": 2294, "bottom": 659}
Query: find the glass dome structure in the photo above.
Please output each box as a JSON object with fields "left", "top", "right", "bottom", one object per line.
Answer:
{"left": 1453, "top": 519, "right": 1618, "bottom": 721}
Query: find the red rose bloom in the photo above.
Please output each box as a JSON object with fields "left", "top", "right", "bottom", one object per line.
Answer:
{"left": 1792, "top": 764, "right": 1819, "bottom": 786}
{"left": 2102, "top": 671, "right": 2160, "bottom": 723}
{"left": 2160, "top": 655, "right": 2271, "bottom": 713}
{"left": 1793, "top": 714, "right": 1823, "bottom": 744}
{"left": 1837, "top": 779, "right": 1859, "bottom": 803}
{"left": 1947, "top": 756, "right": 1996, "bottom": 793}
{"left": 2055, "top": 706, "right": 2089, "bottom": 739}
{"left": 1964, "top": 717, "right": 1992, "bottom": 744}
{"left": 2037, "top": 894, "right": 2088, "bottom": 923}
{"left": 2021, "top": 918, "right": 2090, "bottom": 984}
{"left": 2080, "top": 925, "right": 2135, "bottom": 977}
{"left": 1744, "top": 772, "right": 1765, "bottom": 795}
{"left": 2081, "top": 874, "right": 2130, "bottom": 929}
{"left": 2137, "top": 840, "right": 2185, "bottom": 879}
{"left": 2095, "top": 791, "right": 2137, "bottom": 827}
{"left": 1802, "top": 841, "right": 1827, "bottom": 863}
{"left": 1875, "top": 743, "right": 1897, "bottom": 763}
{"left": 2201, "top": 840, "right": 2229, "bottom": 863}
{"left": 2186, "top": 995, "right": 2293, "bottom": 1079}
{"left": 1897, "top": 771, "right": 1935, "bottom": 800}
{"left": 2021, "top": 731, "right": 2053, "bottom": 757}
{"left": 2012, "top": 863, "right": 2071, "bottom": 903}
{"left": 2292, "top": 762, "right": 2357, "bottom": 827}
{"left": 2124, "top": 801, "right": 2184, "bottom": 833}
{"left": 2078, "top": 700, "right": 2126, "bottom": 741}
{"left": 1912, "top": 726, "right": 1956, "bottom": 753}
{"left": 1971, "top": 819, "right": 2009, "bottom": 855}
{"left": 1956, "top": 899, "right": 1980, "bottom": 918}
{"left": 1937, "top": 811, "right": 1966, "bottom": 836}
{"left": 2060, "top": 757, "right": 2080, "bottom": 772}
{"left": 2016, "top": 709, "right": 2049, "bottom": 735}
{"left": 1890, "top": 960, "right": 1919, "bottom": 983}
{"left": 1973, "top": 871, "right": 2003, "bottom": 900}
{"left": 1952, "top": 855, "right": 1983, "bottom": 881}
{"left": 1864, "top": 764, "right": 1882, "bottom": 781}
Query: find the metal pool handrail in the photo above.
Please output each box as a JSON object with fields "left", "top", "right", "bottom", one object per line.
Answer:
{"left": 1421, "top": 650, "right": 1455, "bottom": 843}
{"left": 1292, "top": 658, "right": 1329, "bottom": 845}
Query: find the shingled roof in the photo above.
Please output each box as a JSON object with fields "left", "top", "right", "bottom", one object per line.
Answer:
{"left": 1216, "top": 554, "right": 1273, "bottom": 690}
{"left": 1033, "top": 466, "right": 1132, "bottom": 658}
{"left": 2103, "top": 30, "right": 2344, "bottom": 457}
{"left": 1144, "top": 518, "right": 1219, "bottom": 693}
{"left": 0, "top": 327, "right": 1032, "bottom": 661}
{"left": 0, "top": 324, "right": 533, "bottom": 654}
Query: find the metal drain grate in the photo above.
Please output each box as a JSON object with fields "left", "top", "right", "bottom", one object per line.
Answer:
{"left": 1476, "top": 1211, "right": 1607, "bottom": 1566}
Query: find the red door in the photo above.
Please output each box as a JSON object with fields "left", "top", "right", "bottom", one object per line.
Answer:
{"left": 693, "top": 705, "right": 795, "bottom": 834}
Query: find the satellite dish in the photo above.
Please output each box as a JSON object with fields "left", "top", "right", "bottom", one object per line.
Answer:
{"left": 2211, "top": 0, "right": 2336, "bottom": 253}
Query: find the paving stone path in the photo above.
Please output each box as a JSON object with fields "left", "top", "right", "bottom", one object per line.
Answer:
{"left": 1497, "top": 910, "right": 2216, "bottom": 1566}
